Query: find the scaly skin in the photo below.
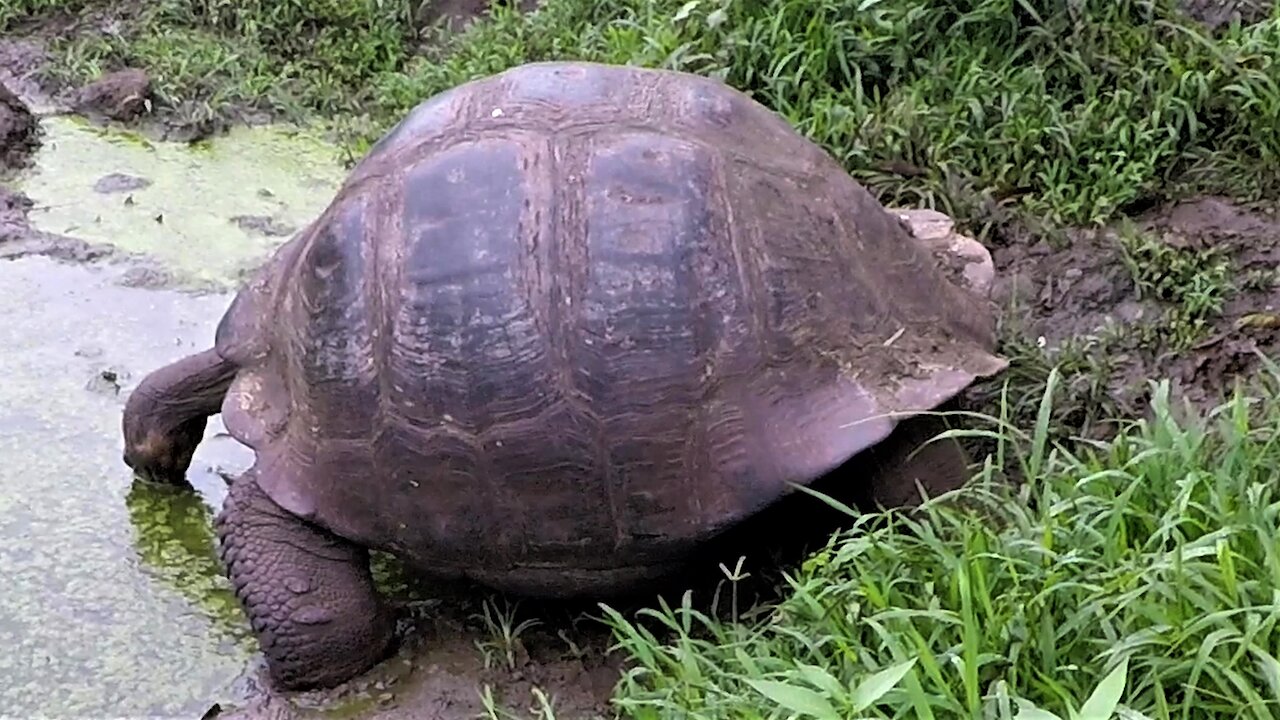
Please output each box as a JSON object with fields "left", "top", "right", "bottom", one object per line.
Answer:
{"left": 214, "top": 471, "right": 396, "bottom": 691}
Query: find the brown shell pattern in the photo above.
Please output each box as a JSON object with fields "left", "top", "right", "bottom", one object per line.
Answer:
{"left": 215, "top": 61, "right": 1007, "bottom": 579}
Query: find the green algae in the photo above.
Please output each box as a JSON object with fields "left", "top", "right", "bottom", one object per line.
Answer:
{"left": 14, "top": 115, "right": 346, "bottom": 289}
{"left": 0, "top": 256, "right": 256, "bottom": 716}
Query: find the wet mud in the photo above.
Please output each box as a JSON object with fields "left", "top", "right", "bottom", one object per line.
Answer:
{"left": 0, "top": 80, "right": 38, "bottom": 169}
{"left": 990, "top": 196, "right": 1280, "bottom": 433}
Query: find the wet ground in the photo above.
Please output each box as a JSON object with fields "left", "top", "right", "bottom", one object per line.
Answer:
{"left": 987, "top": 196, "right": 1280, "bottom": 438}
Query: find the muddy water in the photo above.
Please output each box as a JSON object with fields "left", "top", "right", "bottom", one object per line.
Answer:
{"left": 0, "top": 256, "right": 257, "bottom": 715}
{"left": 0, "top": 114, "right": 334, "bottom": 716}
{"left": 1, "top": 117, "right": 619, "bottom": 719}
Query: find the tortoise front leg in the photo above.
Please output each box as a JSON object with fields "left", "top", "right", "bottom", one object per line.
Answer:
{"left": 858, "top": 413, "right": 972, "bottom": 510}
{"left": 122, "top": 347, "right": 237, "bottom": 485}
{"left": 216, "top": 470, "right": 396, "bottom": 691}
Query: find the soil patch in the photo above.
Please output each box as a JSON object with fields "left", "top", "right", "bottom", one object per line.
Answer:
{"left": 1179, "top": 0, "right": 1275, "bottom": 29}
{"left": 989, "top": 195, "right": 1280, "bottom": 435}
{"left": 418, "top": 0, "right": 541, "bottom": 31}
{"left": 0, "top": 37, "right": 50, "bottom": 102}
{"left": 216, "top": 589, "right": 623, "bottom": 720}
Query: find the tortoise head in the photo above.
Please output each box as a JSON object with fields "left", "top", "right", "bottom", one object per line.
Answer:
{"left": 121, "top": 349, "right": 235, "bottom": 485}
{"left": 122, "top": 415, "right": 206, "bottom": 485}
{"left": 122, "top": 387, "right": 210, "bottom": 485}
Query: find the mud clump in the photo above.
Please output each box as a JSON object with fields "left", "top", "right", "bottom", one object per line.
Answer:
{"left": 0, "top": 185, "right": 34, "bottom": 243}
{"left": 0, "top": 82, "right": 39, "bottom": 170}
{"left": 1179, "top": 0, "right": 1274, "bottom": 29}
{"left": 230, "top": 214, "right": 296, "bottom": 237}
{"left": 118, "top": 265, "right": 176, "bottom": 289}
{"left": 72, "top": 68, "right": 154, "bottom": 122}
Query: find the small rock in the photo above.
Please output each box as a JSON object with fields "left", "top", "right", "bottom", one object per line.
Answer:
{"left": 119, "top": 266, "right": 171, "bottom": 289}
{"left": 72, "top": 68, "right": 153, "bottom": 122}
{"left": 93, "top": 172, "right": 152, "bottom": 194}
{"left": 86, "top": 367, "right": 128, "bottom": 396}
{"left": 231, "top": 214, "right": 296, "bottom": 237}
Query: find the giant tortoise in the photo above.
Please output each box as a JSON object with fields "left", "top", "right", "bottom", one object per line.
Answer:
{"left": 121, "top": 61, "right": 1007, "bottom": 690}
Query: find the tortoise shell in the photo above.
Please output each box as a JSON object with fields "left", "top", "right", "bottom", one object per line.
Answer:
{"left": 214, "top": 61, "right": 1006, "bottom": 591}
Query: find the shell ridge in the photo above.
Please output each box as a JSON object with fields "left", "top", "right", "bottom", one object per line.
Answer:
{"left": 552, "top": 129, "right": 624, "bottom": 551}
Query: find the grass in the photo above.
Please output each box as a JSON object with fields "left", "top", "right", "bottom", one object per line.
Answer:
{"left": 1115, "top": 219, "right": 1236, "bottom": 349}
{"left": 596, "top": 364, "right": 1280, "bottom": 719}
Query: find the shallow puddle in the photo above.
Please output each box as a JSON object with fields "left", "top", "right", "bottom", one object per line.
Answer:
{"left": 0, "top": 115, "right": 334, "bottom": 715}
{"left": 14, "top": 115, "right": 345, "bottom": 289}
{"left": 0, "top": 255, "right": 257, "bottom": 716}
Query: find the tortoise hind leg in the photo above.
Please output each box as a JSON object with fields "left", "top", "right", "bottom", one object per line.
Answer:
{"left": 215, "top": 470, "right": 396, "bottom": 690}
{"left": 858, "top": 413, "right": 972, "bottom": 510}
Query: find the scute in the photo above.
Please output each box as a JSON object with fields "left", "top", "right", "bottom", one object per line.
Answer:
{"left": 389, "top": 136, "right": 548, "bottom": 430}
{"left": 284, "top": 190, "right": 381, "bottom": 440}
{"left": 572, "top": 130, "right": 731, "bottom": 545}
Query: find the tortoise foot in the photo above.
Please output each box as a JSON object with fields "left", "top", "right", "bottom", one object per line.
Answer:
{"left": 215, "top": 470, "right": 396, "bottom": 691}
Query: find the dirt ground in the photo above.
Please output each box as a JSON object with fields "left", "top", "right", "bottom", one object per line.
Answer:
{"left": 3, "top": 3, "right": 1280, "bottom": 718}
{"left": 987, "top": 198, "right": 1280, "bottom": 438}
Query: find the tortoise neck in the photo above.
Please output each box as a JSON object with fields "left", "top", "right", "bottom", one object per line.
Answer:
{"left": 129, "top": 348, "right": 238, "bottom": 426}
